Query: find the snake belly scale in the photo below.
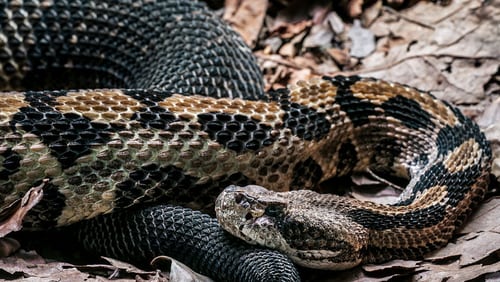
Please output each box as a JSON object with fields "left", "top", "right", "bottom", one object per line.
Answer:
{"left": 0, "top": 0, "right": 492, "bottom": 279}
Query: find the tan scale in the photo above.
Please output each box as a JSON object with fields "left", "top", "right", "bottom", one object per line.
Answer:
{"left": 443, "top": 138, "right": 483, "bottom": 174}
{"left": 159, "top": 94, "right": 284, "bottom": 126}
{"left": 55, "top": 90, "right": 145, "bottom": 123}
{"left": 0, "top": 93, "right": 28, "bottom": 123}
{"left": 289, "top": 78, "right": 339, "bottom": 115}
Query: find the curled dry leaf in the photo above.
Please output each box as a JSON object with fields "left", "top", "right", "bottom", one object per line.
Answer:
{"left": 151, "top": 255, "right": 213, "bottom": 282}
{"left": 73, "top": 256, "right": 163, "bottom": 280}
{"left": 0, "top": 179, "right": 46, "bottom": 238}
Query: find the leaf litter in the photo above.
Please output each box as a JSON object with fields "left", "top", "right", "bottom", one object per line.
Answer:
{"left": 3, "top": 0, "right": 499, "bottom": 281}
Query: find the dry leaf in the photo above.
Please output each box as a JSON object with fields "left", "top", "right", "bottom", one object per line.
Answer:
{"left": 303, "top": 24, "right": 334, "bottom": 49}
{"left": 270, "top": 20, "right": 312, "bottom": 39}
{"left": 152, "top": 256, "right": 213, "bottom": 282}
{"left": 461, "top": 197, "right": 500, "bottom": 234}
{"left": 74, "top": 257, "right": 163, "bottom": 280}
{"left": 0, "top": 250, "right": 86, "bottom": 281}
{"left": 362, "top": 259, "right": 420, "bottom": 272}
{"left": 347, "top": 20, "right": 376, "bottom": 58}
{"left": 348, "top": 0, "right": 365, "bottom": 17}
{"left": 415, "top": 260, "right": 500, "bottom": 282}
{"left": 223, "top": 0, "right": 268, "bottom": 48}
{"left": 361, "top": 0, "right": 499, "bottom": 104}
{"left": 0, "top": 180, "right": 45, "bottom": 237}
{"left": 425, "top": 231, "right": 500, "bottom": 266}
{"left": 477, "top": 98, "right": 500, "bottom": 180}
{"left": 0, "top": 237, "right": 20, "bottom": 257}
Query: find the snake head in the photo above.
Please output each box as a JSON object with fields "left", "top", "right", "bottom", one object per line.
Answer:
{"left": 216, "top": 185, "right": 369, "bottom": 270}
{"left": 215, "top": 185, "right": 289, "bottom": 250}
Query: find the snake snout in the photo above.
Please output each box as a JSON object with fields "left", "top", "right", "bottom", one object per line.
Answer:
{"left": 223, "top": 185, "right": 240, "bottom": 193}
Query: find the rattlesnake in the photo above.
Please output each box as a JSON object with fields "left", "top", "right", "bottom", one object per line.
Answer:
{"left": 0, "top": 0, "right": 491, "bottom": 281}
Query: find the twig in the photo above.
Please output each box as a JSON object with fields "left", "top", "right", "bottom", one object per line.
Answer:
{"left": 366, "top": 168, "right": 405, "bottom": 191}
{"left": 383, "top": 6, "right": 435, "bottom": 30}
{"left": 255, "top": 53, "right": 323, "bottom": 75}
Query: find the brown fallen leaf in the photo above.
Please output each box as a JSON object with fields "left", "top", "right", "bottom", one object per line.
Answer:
{"left": 361, "top": 0, "right": 499, "bottom": 105}
{"left": 74, "top": 256, "right": 163, "bottom": 280}
{"left": 152, "top": 256, "right": 213, "bottom": 282}
{"left": 0, "top": 237, "right": 20, "bottom": 257}
{"left": 460, "top": 197, "right": 500, "bottom": 234}
{"left": 0, "top": 179, "right": 46, "bottom": 238}
{"left": 270, "top": 20, "right": 312, "bottom": 39}
{"left": 348, "top": 0, "right": 364, "bottom": 18}
{"left": 415, "top": 260, "right": 500, "bottom": 282}
{"left": 0, "top": 250, "right": 87, "bottom": 280}
{"left": 425, "top": 231, "right": 500, "bottom": 266}
{"left": 362, "top": 259, "right": 420, "bottom": 273}
{"left": 477, "top": 99, "right": 500, "bottom": 181}
{"left": 223, "top": 0, "right": 268, "bottom": 48}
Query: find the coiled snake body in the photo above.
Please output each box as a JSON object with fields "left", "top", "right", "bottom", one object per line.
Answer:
{"left": 0, "top": 0, "right": 492, "bottom": 280}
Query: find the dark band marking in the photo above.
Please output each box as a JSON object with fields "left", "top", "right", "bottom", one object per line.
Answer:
{"left": 413, "top": 153, "right": 429, "bottom": 167}
{"left": 20, "top": 90, "right": 67, "bottom": 108}
{"left": 400, "top": 163, "right": 482, "bottom": 206}
{"left": 290, "top": 157, "right": 323, "bottom": 190}
{"left": 12, "top": 107, "right": 123, "bottom": 169}
{"left": 322, "top": 75, "right": 362, "bottom": 88}
{"left": 348, "top": 203, "right": 446, "bottom": 231}
{"left": 336, "top": 141, "right": 358, "bottom": 176}
{"left": 24, "top": 182, "right": 66, "bottom": 229}
{"left": 351, "top": 162, "right": 484, "bottom": 231}
{"left": 122, "top": 89, "right": 177, "bottom": 105}
{"left": 380, "top": 96, "right": 433, "bottom": 130}
{"left": 367, "top": 243, "right": 441, "bottom": 263}
{"left": 0, "top": 148, "right": 21, "bottom": 179}
{"left": 271, "top": 88, "right": 331, "bottom": 141}
{"left": 370, "top": 137, "right": 402, "bottom": 173}
{"left": 443, "top": 100, "right": 467, "bottom": 123}
{"left": 436, "top": 122, "right": 489, "bottom": 158}
{"left": 114, "top": 164, "right": 201, "bottom": 209}
{"left": 324, "top": 76, "right": 379, "bottom": 127}
{"left": 131, "top": 106, "right": 179, "bottom": 130}
{"left": 114, "top": 164, "right": 252, "bottom": 214}
{"left": 436, "top": 103, "right": 491, "bottom": 159}
{"left": 197, "top": 112, "right": 275, "bottom": 153}
{"left": 281, "top": 215, "right": 361, "bottom": 258}
{"left": 282, "top": 103, "right": 330, "bottom": 141}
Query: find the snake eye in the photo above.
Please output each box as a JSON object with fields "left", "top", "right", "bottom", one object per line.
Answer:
{"left": 234, "top": 193, "right": 244, "bottom": 204}
{"left": 264, "top": 205, "right": 283, "bottom": 217}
